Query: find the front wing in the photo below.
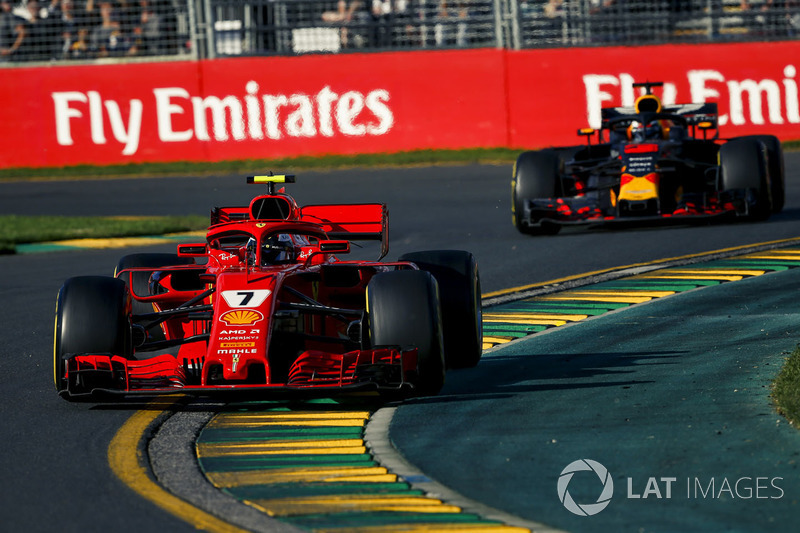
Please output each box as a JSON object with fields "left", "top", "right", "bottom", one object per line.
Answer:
{"left": 59, "top": 348, "right": 418, "bottom": 399}
{"left": 519, "top": 196, "right": 740, "bottom": 230}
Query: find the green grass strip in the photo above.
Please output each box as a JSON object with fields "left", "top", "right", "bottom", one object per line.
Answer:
{"left": 589, "top": 281, "right": 706, "bottom": 291}
{"left": 226, "top": 482, "right": 420, "bottom": 500}
{"left": 500, "top": 301, "right": 630, "bottom": 312}
{"left": 0, "top": 148, "right": 520, "bottom": 181}
{"left": 773, "top": 345, "right": 800, "bottom": 427}
{"left": 198, "top": 454, "right": 375, "bottom": 473}
{"left": 719, "top": 260, "right": 800, "bottom": 268}
{"left": 483, "top": 326, "right": 545, "bottom": 337}
{"left": 0, "top": 214, "right": 207, "bottom": 250}
{"left": 625, "top": 279, "right": 722, "bottom": 286}
{"left": 199, "top": 426, "right": 365, "bottom": 443}
{"left": 282, "top": 511, "right": 499, "bottom": 528}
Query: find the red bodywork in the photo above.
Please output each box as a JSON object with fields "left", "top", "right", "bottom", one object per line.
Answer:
{"left": 63, "top": 180, "right": 420, "bottom": 398}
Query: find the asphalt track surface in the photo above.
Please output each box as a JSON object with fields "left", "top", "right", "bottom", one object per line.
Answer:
{"left": 1, "top": 155, "right": 800, "bottom": 532}
{"left": 393, "top": 268, "right": 800, "bottom": 532}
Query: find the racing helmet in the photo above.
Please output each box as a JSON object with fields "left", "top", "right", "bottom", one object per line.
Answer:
{"left": 634, "top": 93, "right": 662, "bottom": 114}
{"left": 627, "top": 120, "right": 664, "bottom": 142}
{"left": 261, "top": 233, "right": 298, "bottom": 265}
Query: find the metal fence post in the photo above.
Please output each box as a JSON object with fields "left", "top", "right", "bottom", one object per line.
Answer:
{"left": 502, "top": 0, "right": 521, "bottom": 50}
{"left": 186, "top": 0, "right": 201, "bottom": 59}
{"left": 204, "top": 0, "right": 216, "bottom": 59}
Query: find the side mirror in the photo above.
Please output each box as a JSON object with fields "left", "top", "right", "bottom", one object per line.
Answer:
{"left": 578, "top": 127, "right": 596, "bottom": 146}
{"left": 697, "top": 121, "right": 716, "bottom": 140}
{"left": 304, "top": 240, "right": 350, "bottom": 265}
{"left": 177, "top": 243, "right": 207, "bottom": 257}
{"left": 319, "top": 240, "right": 350, "bottom": 253}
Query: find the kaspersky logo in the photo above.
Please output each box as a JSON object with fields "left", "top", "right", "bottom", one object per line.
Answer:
{"left": 557, "top": 459, "right": 614, "bottom": 516}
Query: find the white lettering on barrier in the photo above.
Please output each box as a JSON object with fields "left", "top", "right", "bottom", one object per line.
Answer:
{"left": 53, "top": 90, "right": 142, "bottom": 155}
{"left": 153, "top": 87, "right": 193, "bottom": 142}
{"left": 585, "top": 66, "right": 800, "bottom": 129}
{"left": 52, "top": 82, "right": 394, "bottom": 155}
{"left": 52, "top": 91, "right": 86, "bottom": 146}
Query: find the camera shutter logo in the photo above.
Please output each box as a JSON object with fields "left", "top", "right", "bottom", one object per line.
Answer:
{"left": 557, "top": 459, "right": 614, "bottom": 516}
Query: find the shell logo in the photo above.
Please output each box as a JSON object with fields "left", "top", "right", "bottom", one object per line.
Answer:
{"left": 220, "top": 309, "right": 264, "bottom": 326}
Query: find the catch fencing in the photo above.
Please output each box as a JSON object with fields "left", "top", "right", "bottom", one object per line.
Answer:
{"left": 1, "top": 0, "right": 798, "bottom": 64}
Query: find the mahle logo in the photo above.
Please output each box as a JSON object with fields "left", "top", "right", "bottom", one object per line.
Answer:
{"left": 558, "top": 459, "right": 614, "bottom": 516}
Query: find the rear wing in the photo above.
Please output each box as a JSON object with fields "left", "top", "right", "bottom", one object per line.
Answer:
{"left": 300, "top": 203, "right": 389, "bottom": 260}
{"left": 601, "top": 102, "right": 719, "bottom": 127}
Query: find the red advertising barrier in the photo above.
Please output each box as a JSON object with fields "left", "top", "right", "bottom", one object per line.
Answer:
{"left": 0, "top": 50, "right": 508, "bottom": 169}
{"left": 1, "top": 41, "right": 799, "bottom": 169}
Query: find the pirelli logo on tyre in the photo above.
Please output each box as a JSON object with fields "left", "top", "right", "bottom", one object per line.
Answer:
{"left": 219, "top": 310, "right": 264, "bottom": 326}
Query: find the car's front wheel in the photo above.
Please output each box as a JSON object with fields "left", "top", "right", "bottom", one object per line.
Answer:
{"left": 512, "top": 150, "right": 563, "bottom": 235}
{"left": 54, "top": 276, "right": 132, "bottom": 399}
{"left": 366, "top": 270, "right": 445, "bottom": 396}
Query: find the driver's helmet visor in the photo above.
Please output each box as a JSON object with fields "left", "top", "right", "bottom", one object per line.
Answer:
{"left": 260, "top": 233, "right": 311, "bottom": 265}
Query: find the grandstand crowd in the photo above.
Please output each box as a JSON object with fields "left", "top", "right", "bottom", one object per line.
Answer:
{"left": 1, "top": 0, "right": 798, "bottom": 63}
{"left": 0, "top": 0, "right": 181, "bottom": 61}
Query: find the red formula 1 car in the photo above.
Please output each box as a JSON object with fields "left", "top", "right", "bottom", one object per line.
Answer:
{"left": 512, "top": 81, "right": 785, "bottom": 235}
{"left": 53, "top": 175, "right": 482, "bottom": 401}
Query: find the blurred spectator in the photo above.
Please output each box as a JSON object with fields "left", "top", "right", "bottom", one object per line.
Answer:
{"left": 90, "top": 0, "right": 133, "bottom": 56}
{"left": 543, "top": 0, "right": 563, "bottom": 18}
{"left": 152, "top": 0, "right": 178, "bottom": 54}
{"left": 322, "top": 0, "right": 369, "bottom": 48}
{"left": 11, "top": 0, "right": 54, "bottom": 61}
{"left": 0, "top": 0, "right": 22, "bottom": 61}
{"left": 434, "top": 0, "right": 470, "bottom": 46}
{"left": 133, "top": 0, "right": 162, "bottom": 55}
{"left": 587, "top": 0, "right": 622, "bottom": 43}
{"left": 116, "top": 0, "right": 141, "bottom": 38}
{"left": 80, "top": 0, "right": 102, "bottom": 30}
{"left": 66, "top": 24, "right": 88, "bottom": 56}
{"left": 54, "top": 0, "right": 102, "bottom": 58}
{"left": 370, "top": 0, "right": 410, "bottom": 47}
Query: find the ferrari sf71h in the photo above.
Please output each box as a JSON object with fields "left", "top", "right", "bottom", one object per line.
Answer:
{"left": 54, "top": 175, "right": 482, "bottom": 401}
{"left": 512, "top": 82, "right": 785, "bottom": 234}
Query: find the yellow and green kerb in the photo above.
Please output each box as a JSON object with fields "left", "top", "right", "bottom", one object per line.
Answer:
{"left": 196, "top": 400, "right": 529, "bottom": 532}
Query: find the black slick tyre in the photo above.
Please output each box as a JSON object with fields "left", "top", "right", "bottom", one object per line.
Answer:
{"left": 53, "top": 276, "right": 132, "bottom": 399}
{"left": 737, "top": 134, "right": 785, "bottom": 213}
{"left": 719, "top": 138, "right": 772, "bottom": 220}
{"left": 512, "top": 150, "right": 563, "bottom": 235}
{"left": 366, "top": 270, "right": 445, "bottom": 396}
{"left": 398, "top": 250, "right": 482, "bottom": 369}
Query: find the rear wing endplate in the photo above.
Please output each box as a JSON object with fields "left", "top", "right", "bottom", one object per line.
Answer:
{"left": 300, "top": 203, "right": 389, "bottom": 260}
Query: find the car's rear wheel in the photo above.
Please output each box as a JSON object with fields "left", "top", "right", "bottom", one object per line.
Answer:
{"left": 719, "top": 138, "right": 772, "bottom": 220}
{"left": 54, "top": 276, "right": 132, "bottom": 399}
{"left": 737, "top": 135, "right": 785, "bottom": 214}
{"left": 398, "top": 250, "right": 482, "bottom": 369}
{"left": 512, "top": 150, "right": 563, "bottom": 235}
{"left": 366, "top": 270, "right": 445, "bottom": 396}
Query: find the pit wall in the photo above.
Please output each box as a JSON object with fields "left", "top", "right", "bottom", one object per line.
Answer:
{"left": 2, "top": 41, "right": 799, "bottom": 169}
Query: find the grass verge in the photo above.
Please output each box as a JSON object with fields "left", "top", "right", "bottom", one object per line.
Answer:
{"left": 0, "top": 214, "right": 208, "bottom": 254}
{"left": 0, "top": 148, "right": 521, "bottom": 181}
{"left": 773, "top": 345, "right": 800, "bottom": 427}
